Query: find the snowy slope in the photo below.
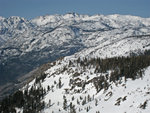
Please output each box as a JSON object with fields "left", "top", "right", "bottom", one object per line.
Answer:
{"left": 43, "top": 67, "right": 150, "bottom": 113}
{"left": 74, "top": 34, "right": 150, "bottom": 59}
{"left": 21, "top": 54, "right": 150, "bottom": 113}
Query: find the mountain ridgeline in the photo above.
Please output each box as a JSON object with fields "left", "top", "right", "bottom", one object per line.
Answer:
{"left": 1, "top": 13, "right": 150, "bottom": 113}
{"left": 0, "top": 13, "right": 150, "bottom": 85}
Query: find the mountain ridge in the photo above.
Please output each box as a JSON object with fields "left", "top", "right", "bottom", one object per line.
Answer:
{"left": 1, "top": 13, "right": 150, "bottom": 113}
{"left": 0, "top": 13, "right": 150, "bottom": 95}
{"left": 0, "top": 13, "right": 150, "bottom": 80}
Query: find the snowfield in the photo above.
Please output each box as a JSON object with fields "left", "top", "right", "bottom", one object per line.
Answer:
{"left": 22, "top": 55, "right": 150, "bottom": 113}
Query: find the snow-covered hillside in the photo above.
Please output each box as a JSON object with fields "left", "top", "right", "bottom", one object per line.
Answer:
{"left": 19, "top": 53, "right": 150, "bottom": 113}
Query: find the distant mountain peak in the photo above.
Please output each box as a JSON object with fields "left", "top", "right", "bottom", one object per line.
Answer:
{"left": 6, "top": 16, "right": 26, "bottom": 22}
{"left": 0, "top": 16, "right": 5, "bottom": 21}
{"left": 63, "top": 12, "right": 80, "bottom": 17}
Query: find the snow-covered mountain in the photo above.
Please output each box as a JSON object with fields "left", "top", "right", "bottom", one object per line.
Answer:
{"left": 0, "top": 13, "right": 150, "bottom": 90}
{"left": 1, "top": 13, "right": 150, "bottom": 113}
{"left": 17, "top": 52, "right": 150, "bottom": 113}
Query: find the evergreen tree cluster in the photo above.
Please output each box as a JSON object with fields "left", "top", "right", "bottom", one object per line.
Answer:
{"left": 78, "top": 54, "right": 150, "bottom": 80}
{"left": 0, "top": 84, "right": 46, "bottom": 113}
{"left": 76, "top": 54, "right": 150, "bottom": 92}
{"left": 35, "top": 73, "right": 47, "bottom": 84}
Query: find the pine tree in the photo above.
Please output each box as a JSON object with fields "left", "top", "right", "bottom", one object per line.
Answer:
{"left": 77, "top": 99, "right": 80, "bottom": 105}
{"left": 63, "top": 95, "right": 67, "bottom": 110}
{"left": 70, "top": 102, "right": 76, "bottom": 113}
{"left": 87, "top": 94, "right": 91, "bottom": 102}
{"left": 47, "top": 85, "right": 50, "bottom": 91}
{"left": 95, "top": 99, "right": 98, "bottom": 106}
{"left": 58, "top": 78, "right": 62, "bottom": 88}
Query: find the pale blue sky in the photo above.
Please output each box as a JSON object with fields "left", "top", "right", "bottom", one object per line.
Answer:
{"left": 0, "top": 0, "right": 150, "bottom": 19}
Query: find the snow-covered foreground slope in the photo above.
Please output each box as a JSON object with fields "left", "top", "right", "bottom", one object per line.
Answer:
{"left": 43, "top": 68, "right": 150, "bottom": 113}
{"left": 21, "top": 54, "right": 150, "bottom": 113}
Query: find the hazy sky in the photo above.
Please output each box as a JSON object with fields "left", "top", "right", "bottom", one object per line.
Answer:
{"left": 0, "top": 0, "right": 150, "bottom": 19}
